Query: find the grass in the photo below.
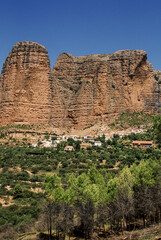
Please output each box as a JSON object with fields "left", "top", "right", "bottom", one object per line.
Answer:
{"left": 18, "top": 232, "right": 37, "bottom": 240}
{"left": 107, "top": 223, "right": 161, "bottom": 240}
{"left": 19, "top": 223, "right": 161, "bottom": 240}
{"left": 109, "top": 112, "right": 153, "bottom": 130}
{"left": 0, "top": 123, "right": 56, "bottom": 133}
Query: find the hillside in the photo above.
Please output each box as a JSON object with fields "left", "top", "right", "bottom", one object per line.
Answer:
{"left": 0, "top": 112, "right": 154, "bottom": 146}
{"left": 0, "top": 113, "right": 160, "bottom": 239}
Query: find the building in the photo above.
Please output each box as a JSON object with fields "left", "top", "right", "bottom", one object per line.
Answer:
{"left": 132, "top": 141, "right": 153, "bottom": 150}
{"left": 84, "top": 137, "right": 94, "bottom": 143}
{"left": 64, "top": 146, "right": 74, "bottom": 151}
{"left": 94, "top": 141, "right": 102, "bottom": 146}
{"left": 41, "top": 141, "right": 53, "bottom": 147}
{"left": 80, "top": 143, "right": 92, "bottom": 149}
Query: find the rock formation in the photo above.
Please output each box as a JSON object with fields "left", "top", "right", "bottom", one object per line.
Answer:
{"left": 0, "top": 41, "right": 160, "bottom": 129}
{"left": 0, "top": 41, "right": 51, "bottom": 126}
{"left": 153, "top": 70, "right": 161, "bottom": 111}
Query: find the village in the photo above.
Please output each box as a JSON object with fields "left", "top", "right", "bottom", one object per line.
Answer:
{"left": 32, "top": 131, "right": 153, "bottom": 151}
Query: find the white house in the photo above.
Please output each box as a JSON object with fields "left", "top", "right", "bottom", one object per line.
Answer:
{"left": 94, "top": 141, "right": 102, "bottom": 146}
{"left": 42, "top": 141, "right": 53, "bottom": 147}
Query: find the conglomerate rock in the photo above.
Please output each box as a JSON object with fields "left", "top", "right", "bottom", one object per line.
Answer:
{"left": 0, "top": 41, "right": 51, "bottom": 126}
{"left": 0, "top": 41, "right": 160, "bottom": 129}
{"left": 153, "top": 70, "right": 161, "bottom": 111}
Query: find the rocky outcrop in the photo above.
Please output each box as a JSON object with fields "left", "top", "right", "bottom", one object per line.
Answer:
{"left": 0, "top": 42, "right": 160, "bottom": 129}
{"left": 153, "top": 70, "right": 161, "bottom": 112}
{"left": 0, "top": 41, "right": 51, "bottom": 125}
{"left": 50, "top": 50, "right": 158, "bottom": 129}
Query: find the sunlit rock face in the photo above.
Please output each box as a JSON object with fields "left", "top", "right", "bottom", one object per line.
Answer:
{"left": 0, "top": 42, "right": 159, "bottom": 129}
{"left": 153, "top": 70, "right": 161, "bottom": 112}
{"left": 49, "top": 50, "right": 158, "bottom": 129}
{"left": 0, "top": 41, "right": 51, "bottom": 125}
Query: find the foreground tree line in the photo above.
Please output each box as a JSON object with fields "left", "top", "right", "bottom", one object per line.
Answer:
{"left": 43, "top": 157, "right": 161, "bottom": 239}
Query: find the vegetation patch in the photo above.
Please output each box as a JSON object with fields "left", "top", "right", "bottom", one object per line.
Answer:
{"left": 109, "top": 112, "right": 153, "bottom": 130}
{"left": 83, "top": 123, "right": 95, "bottom": 130}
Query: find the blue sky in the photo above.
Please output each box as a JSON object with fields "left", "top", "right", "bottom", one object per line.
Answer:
{"left": 0, "top": 0, "right": 161, "bottom": 71}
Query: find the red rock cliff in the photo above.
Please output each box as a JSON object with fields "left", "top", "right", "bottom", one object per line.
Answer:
{"left": 0, "top": 42, "right": 159, "bottom": 129}
{"left": 50, "top": 50, "right": 158, "bottom": 129}
{"left": 0, "top": 41, "right": 51, "bottom": 125}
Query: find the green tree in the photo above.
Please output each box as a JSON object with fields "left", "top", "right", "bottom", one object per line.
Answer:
{"left": 13, "top": 184, "right": 23, "bottom": 199}
{"left": 115, "top": 167, "right": 135, "bottom": 230}
{"left": 131, "top": 160, "right": 160, "bottom": 227}
{"left": 153, "top": 114, "right": 161, "bottom": 148}
{"left": 44, "top": 174, "right": 64, "bottom": 239}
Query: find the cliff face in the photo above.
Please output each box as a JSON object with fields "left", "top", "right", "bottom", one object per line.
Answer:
{"left": 0, "top": 42, "right": 159, "bottom": 129}
{"left": 50, "top": 50, "right": 158, "bottom": 129}
{"left": 0, "top": 41, "right": 51, "bottom": 125}
{"left": 153, "top": 70, "right": 161, "bottom": 111}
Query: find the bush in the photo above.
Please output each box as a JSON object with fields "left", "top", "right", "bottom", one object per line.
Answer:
{"left": 13, "top": 184, "right": 23, "bottom": 199}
